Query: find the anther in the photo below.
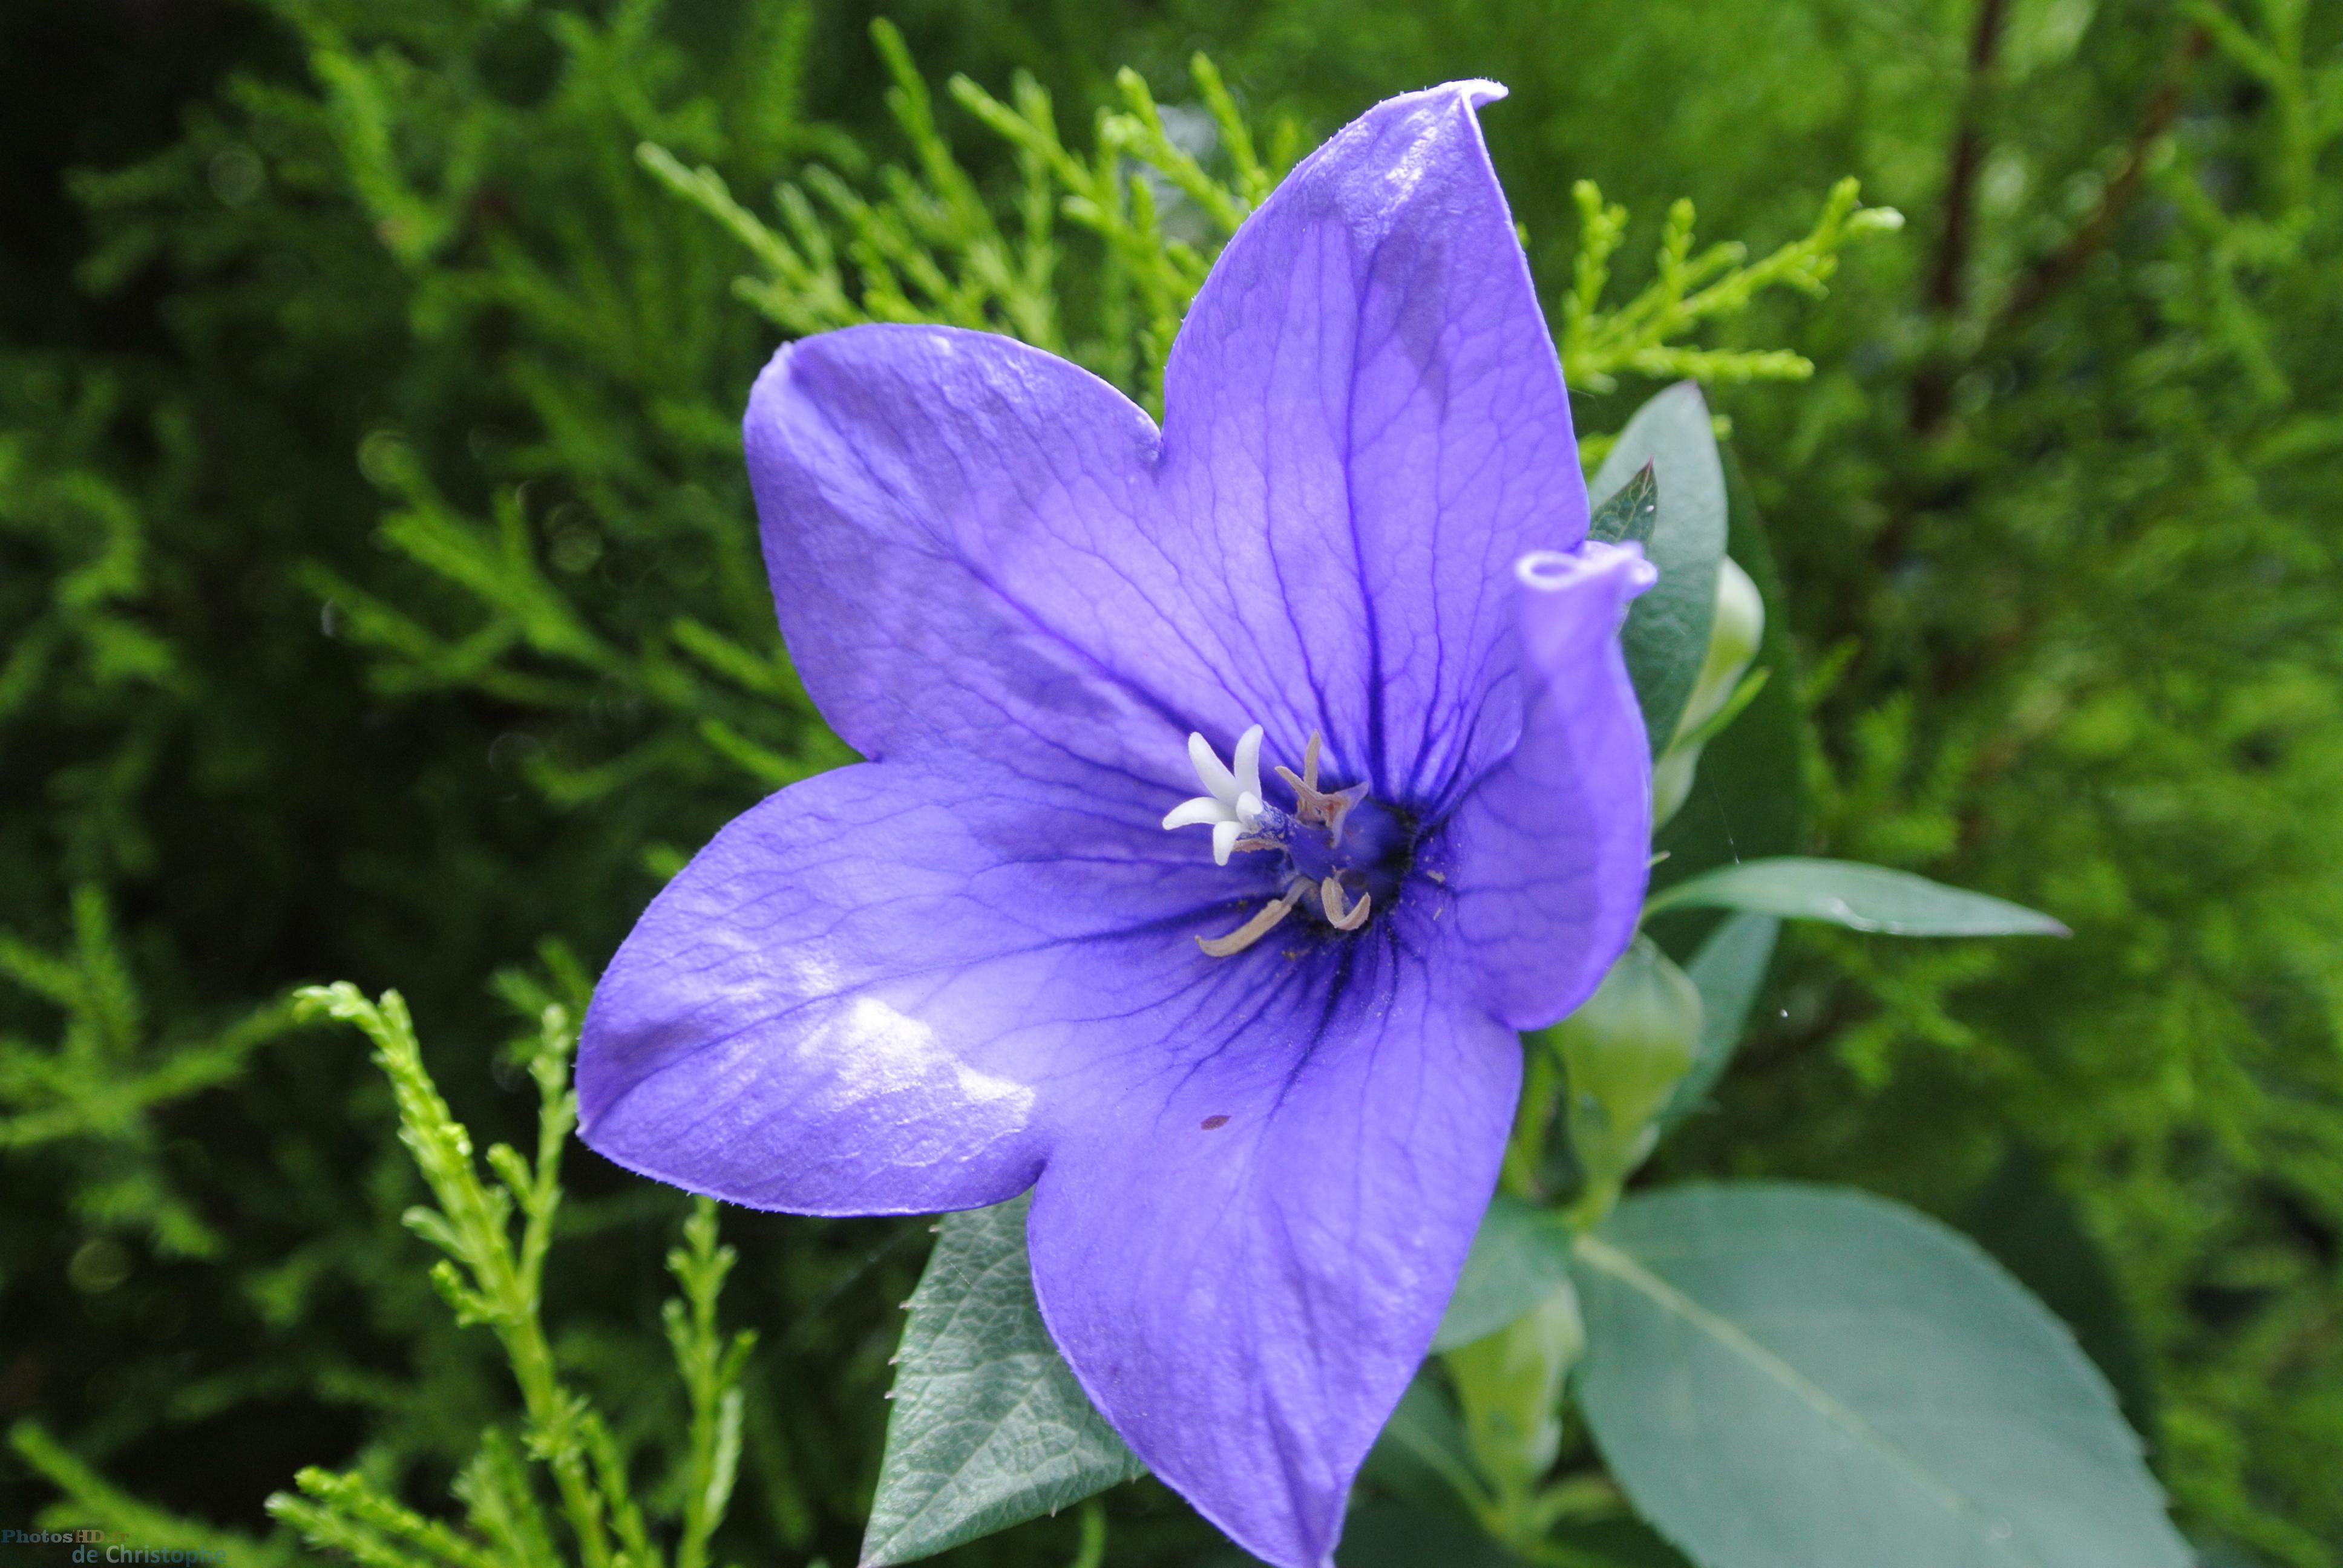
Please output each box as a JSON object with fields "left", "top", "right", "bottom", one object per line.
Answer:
{"left": 1197, "top": 886, "right": 1306, "bottom": 958}
{"left": 1319, "top": 877, "right": 1372, "bottom": 932}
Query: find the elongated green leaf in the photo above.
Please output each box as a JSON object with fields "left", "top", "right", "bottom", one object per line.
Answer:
{"left": 1433, "top": 1195, "right": 1576, "bottom": 1352}
{"left": 1643, "top": 857, "right": 2068, "bottom": 936}
{"left": 1572, "top": 1184, "right": 2190, "bottom": 1568}
{"left": 1591, "top": 383, "right": 1726, "bottom": 754}
{"left": 1657, "top": 912, "right": 1779, "bottom": 1127}
{"left": 861, "top": 1196, "right": 1143, "bottom": 1566}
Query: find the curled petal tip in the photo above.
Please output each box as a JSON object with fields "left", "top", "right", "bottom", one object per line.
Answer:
{"left": 1445, "top": 77, "right": 1508, "bottom": 107}
{"left": 1514, "top": 540, "right": 1658, "bottom": 596}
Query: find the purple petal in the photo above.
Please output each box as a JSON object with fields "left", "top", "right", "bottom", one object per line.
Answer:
{"left": 1158, "top": 81, "right": 1586, "bottom": 807}
{"left": 1444, "top": 542, "right": 1657, "bottom": 1028}
{"left": 746, "top": 82, "right": 1580, "bottom": 815}
{"left": 1027, "top": 931, "right": 1520, "bottom": 1568}
{"left": 748, "top": 327, "right": 1260, "bottom": 800}
{"left": 577, "top": 760, "right": 1279, "bottom": 1213}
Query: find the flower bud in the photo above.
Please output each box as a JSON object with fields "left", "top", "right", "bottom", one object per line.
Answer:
{"left": 1444, "top": 1279, "right": 1584, "bottom": 1502}
{"left": 1652, "top": 556, "right": 1765, "bottom": 826}
{"left": 1547, "top": 936, "right": 1703, "bottom": 1221}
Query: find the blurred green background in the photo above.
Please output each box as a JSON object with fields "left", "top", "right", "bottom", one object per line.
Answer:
{"left": 2, "top": 0, "right": 2338, "bottom": 1563}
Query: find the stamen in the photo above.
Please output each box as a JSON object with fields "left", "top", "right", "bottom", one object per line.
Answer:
{"left": 1320, "top": 877, "right": 1372, "bottom": 932}
{"left": 1168, "top": 724, "right": 1394, "bottom": 949}
{"left": 1274, "top": 731, "right": 1342, "bottom": 826}
{"left": 1196, "top": 886, "right": 1306, "bottom": 958}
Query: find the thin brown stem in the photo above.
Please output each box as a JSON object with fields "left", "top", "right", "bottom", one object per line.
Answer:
{"left": 1933, "top": 0, "right": 2012, "bottom": 315}
{"left": 1910, "top": 0, "right": 2013, "bottom": 435}
{"left": 1993, "top": 24, "right": 2210, "bottom": 334}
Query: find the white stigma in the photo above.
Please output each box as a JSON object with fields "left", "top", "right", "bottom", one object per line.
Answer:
{"left": 1161, "top": 724, "right": 1267, "bottom": 865}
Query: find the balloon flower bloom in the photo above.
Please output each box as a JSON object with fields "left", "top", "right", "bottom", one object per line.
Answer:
{"left": 580, "top": 80, "right": 1655, "bottom": 1568}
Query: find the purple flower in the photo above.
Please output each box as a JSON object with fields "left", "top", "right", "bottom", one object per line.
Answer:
{"left": 579, "top": 80, "right": 1653, "bottom": 1568}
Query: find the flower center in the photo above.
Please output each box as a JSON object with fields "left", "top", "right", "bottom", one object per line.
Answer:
{"left": 1163, "top": 726, "right": 1413, "bottom": 956}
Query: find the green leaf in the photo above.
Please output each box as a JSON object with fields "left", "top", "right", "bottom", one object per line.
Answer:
{"left": 1571, "top": 1183, "right": 2190, "bottom": 1568}
{"left": 1433, "top": 1195, "right": 1576, "bottom": 1352}
{"left": 1589, "top": 463, "right": 1658, "bottom": 547}
{"left": 861, "top": 1195, "right": 1144, "bottom": 1566}
{"left": 1657, "top": 912, "right": 1779, "bottom": 1128}
{"left": 1643, "top": 857, "right": 2068, "bottom": 936}
{"left": 1960, "top": 1149, "right": 2159, "bottom": 1445}
{"left": 1591, "top": 383, "right": 1726, "bottom": 754}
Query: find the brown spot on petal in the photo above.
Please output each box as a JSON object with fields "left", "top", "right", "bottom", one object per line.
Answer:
{"left": 1200, "top": 1114, "right": 1231, "bottom": 1131}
